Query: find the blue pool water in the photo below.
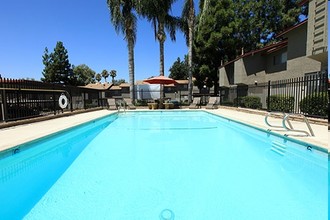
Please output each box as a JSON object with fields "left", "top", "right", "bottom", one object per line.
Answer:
{"left": 0, "top": 111, "right": 328, "bottom": 219}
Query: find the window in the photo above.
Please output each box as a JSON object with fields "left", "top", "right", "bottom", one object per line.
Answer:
{"left": 273, "top": 52, "right": 287, "bottom": 65}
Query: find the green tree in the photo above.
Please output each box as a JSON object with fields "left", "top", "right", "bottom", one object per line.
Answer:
{"left": 71, "top": 64, "right": 96, "bottom": 86}
{"left": 181, "top": 0, "right": 195, "bottom": 103}
{"left": 232, "top": 0, "right": 301, "bottom": 52}
{"left": 169, "top": 57, "right": 189, "bottom": 80}
{"left": 113, "top": 78, "right": 126, "bottom": 85}
{"left": 101, "top": 69, "right": 109, "bottom": 82}
{"left": 107, "top": 0, "right": 138, "bottom": 102}
{"left": 95, "top": 73, "right": 102, "bottom": 82}
{"left": 110, "top": 70, "right": 117, "bottom": 83}
{"left": 41, "top": 47, "right": 53, "bottom": 82}
{"left": 41, "top": 41, "right": 72, "bottom": 84}
{"left": 194, "top": 0, "right": 236, "bottom": 93}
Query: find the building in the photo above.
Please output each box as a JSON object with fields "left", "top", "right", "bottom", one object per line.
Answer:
{"left": 218, "top": 0, "right": 328, "bottom": 106}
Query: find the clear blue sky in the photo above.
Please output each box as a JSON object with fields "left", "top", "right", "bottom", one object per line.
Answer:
{"left": 0, "top": 0, "right": 194, "bottom": 82}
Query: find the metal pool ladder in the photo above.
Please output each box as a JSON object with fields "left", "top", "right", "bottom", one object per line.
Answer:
{"left": 265, "top": 112, "right": 314, "bottom": 136}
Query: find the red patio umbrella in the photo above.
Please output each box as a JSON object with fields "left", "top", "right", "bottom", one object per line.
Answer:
{"left": 143, "top": 75, "right": 177, "bottom": 109}
{"left": 143, "top": 75, "right": 177, "bottom": 85}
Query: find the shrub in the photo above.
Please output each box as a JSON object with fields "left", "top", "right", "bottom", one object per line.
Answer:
{"left": 299, "top": 92, "right": 328, "bottom": 117}
{"left": 241, "top": 96, "right": 262, "bottom": 109}
{"left": 135, "top": 99, "right": 148, "bottom": 106}
{"left": 233, "top": 97, "right": 244, "bottom": 107}
{"left": 267, "top": 95, "right": 294, "bottom": 112}
{"left": 221, "top": 100, "right": 234, "bottom": 106}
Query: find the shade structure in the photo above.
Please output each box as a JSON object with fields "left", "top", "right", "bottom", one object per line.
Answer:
{"left": 143, "top": 75, "right": 177, "bottom": 85}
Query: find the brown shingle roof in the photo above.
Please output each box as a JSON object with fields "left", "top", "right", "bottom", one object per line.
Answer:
{"left": 83, "top": 82, "right": 112, "bottom": 90}
{"left": 110, "top": 85, "right": 121, "bottom": 90}
{"left": 119, "top": 83, "right": 130, "bottom": 87}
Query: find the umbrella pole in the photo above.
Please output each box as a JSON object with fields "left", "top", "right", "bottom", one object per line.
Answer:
{"left": 159, "top": 84, "right": 164, "bottom": 109}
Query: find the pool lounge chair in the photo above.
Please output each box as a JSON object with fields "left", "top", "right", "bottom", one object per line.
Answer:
{"left": 124, "top": 98, "right": 136, "bottom": 110}
{"left": 107, "top": 98, "right": 117, "bottom": 110}
{"left": 205, "top": 97, "right": 219, "bottom": 109}
{"left": 188, "top": 97, "right": 201, "bottom": 109}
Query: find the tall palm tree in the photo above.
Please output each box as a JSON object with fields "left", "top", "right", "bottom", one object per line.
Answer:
{"left": 181, "top": 0, "right": 195, "bottom": 104}
{"left": 110, "top": 70, "right": 117, "bottom": 83}
{"left": 198, "top": 0, "right": 210, "bottom": 27}
{"left": 138, "top": 0, "right": 179, "bottom": 107}
{"left": 139, "top": 0, "right": 179, "bottom": 77}
{"left": 101, "top": 69, "right": 109, "bottom": 82}
{"left": 95, "top": 73, "right": 102, "bottom": 83}
{"left": 107, "top": 0, "right": 137, "bottom": 102}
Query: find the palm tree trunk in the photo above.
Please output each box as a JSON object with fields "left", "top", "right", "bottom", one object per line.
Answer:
{"left": 159, "top": 24, "right": 165, "bottom": 108}
{"left": 159, "top": 40, "right": 165, "bottom": 77}
{"left": 188, "top": 16, "right": 193, "bottom": 104}
{"left": 187, "top": 0, "right": 195, "bottom": 104}
{"left": 128, "top": 38, "right": 135, "bottom": 102}
{"left": 159, "top": 40, "right": 164, "bottom": 108}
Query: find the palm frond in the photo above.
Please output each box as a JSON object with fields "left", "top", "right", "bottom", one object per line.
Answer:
{"left": 165, "top": 15, "right": 180, "bottom": 41}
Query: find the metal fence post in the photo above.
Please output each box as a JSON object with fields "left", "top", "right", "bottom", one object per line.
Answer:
{"left": 1, "top": 78, "right": 6, "bottom": 122}
{"left": 53, "top": 84, "right": 56, "bottom": 115}
{"left": 267, "top": 80, "right": 271, "bottom": 111}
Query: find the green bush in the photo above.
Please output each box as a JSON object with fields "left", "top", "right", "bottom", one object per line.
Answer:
{"left": 267, "top": 95, "right": 294, "bottom": 112}
{"left": 221, "top": 100, "right": 234, "bottom": 106}
{"left": 299, "top": 92, "right": 328, "bottom": 117}
{"left": 233, "top": 97, "right": 243, "bottom": 107}
{"left": 241, "top": 96, "right": 262, "bottom": 109}
{"left": 135, "top": 99, "right": 147, "bottom": 106}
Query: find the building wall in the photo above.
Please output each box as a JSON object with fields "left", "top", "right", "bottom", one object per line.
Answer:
{"left": 219, "top": 63, "right": 234, "bottom": 87}
{"left": 237, "top": 53, "right": 267, "bottom": 85}
{"left": 265, "top": 48, "right": 288, "bottom": 74}
{"left": 306, "top": 0, "right": 328, "bottom": 68}
{"left": 286, "top": 23, "right": 307, "bottom": 59}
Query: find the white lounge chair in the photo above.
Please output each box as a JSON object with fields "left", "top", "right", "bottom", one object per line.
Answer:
{"left": 124, "top": 98, "right": 136, "bottom": 110}
{"left": 206, "top": 97, "right": 219, "bottom": 109}
{"left": 188, "top": 97, "right": 201, "bottom": 109}
{"left": 107, "top": 98, "right": 117, "bottom": 110}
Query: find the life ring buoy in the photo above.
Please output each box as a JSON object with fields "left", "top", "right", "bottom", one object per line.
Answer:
{"left": 59, "top": 94, "right": 68, "bottom": 109}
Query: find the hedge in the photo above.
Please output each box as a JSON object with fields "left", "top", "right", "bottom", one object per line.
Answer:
{"left": 241, "top": 96, "right": 262, "bottom": 109}
{"left": 267, "top": 95, "right": 294, "bottom": 112}
{"left": 299, "top": 92, "right": 328, "bottom": 117}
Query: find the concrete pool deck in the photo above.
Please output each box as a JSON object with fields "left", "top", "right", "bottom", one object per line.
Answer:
{"left": 0, "top": 108, "right": 328, "bottom": 154}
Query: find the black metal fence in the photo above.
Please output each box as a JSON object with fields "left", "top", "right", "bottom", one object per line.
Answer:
{"left": 220, "top": 71, "right": 328, "bottom": 118}
{"left": 1, "top": 72, "right": 328, "bottom": 122}
{"left": 0, "top": 79, "right": 106, "bottom": 122}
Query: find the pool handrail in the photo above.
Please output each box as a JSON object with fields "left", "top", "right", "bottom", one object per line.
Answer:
{"left": 282, "top": 113, "right": 315, "bottom": 137}
{"left": 265, "top": 112, "right": 293, "bottom": 129}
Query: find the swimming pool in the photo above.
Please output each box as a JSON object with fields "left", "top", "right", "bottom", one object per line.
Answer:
{"left": 0, "top": 111, "right": 328, "bottom": 219}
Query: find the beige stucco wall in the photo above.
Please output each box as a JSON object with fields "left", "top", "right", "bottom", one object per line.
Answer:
{"left": 286, "top": 23, "right": 307, "bottom": 59}
{"left": 306, "top": 0, "right": 328, "bottom": 67}
{"left": 235, "top": 56, "right": 266, "bottom": 85}
{"left": 219, "top": 63, "right": 234, "bottom": 87}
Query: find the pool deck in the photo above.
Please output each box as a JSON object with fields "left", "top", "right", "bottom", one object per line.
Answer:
{"left": 0, "top": 108, "right": 328, "bottom": 154}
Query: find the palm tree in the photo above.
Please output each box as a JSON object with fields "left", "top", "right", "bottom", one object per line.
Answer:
{"left": 138, "top": 0, "right": 179, "bottom": 107}
{"left": 139, "top": 0, "right": 179, "bottom": 77}
{"left": 110, "top": 70, "right": 117, "bottom": 83}
{"left": 95, "top": 73, "right": 102, "bottom": 83}
{"left": 107, "top": 0, "right": 137, "bottom": 102}
{"left": 101, "top": 69, "right": 109, "bottom": 82}
{"left": 181, "top": 0, "right": 195, "bottom": 104}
